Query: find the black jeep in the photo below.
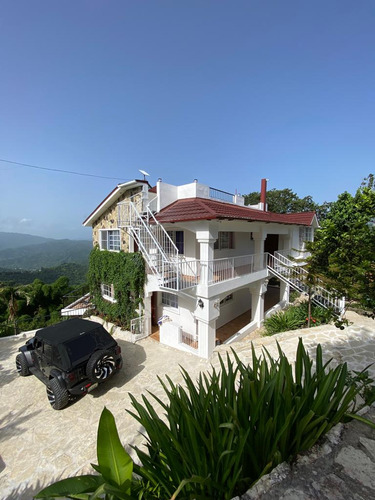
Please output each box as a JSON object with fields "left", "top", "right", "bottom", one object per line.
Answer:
{"left": 15, "top": 318, "right": 123, "bottom": 410}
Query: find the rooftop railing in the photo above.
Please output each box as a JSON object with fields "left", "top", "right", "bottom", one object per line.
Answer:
{"left": 209, "top": 187, "right": 235, "bottom": 203}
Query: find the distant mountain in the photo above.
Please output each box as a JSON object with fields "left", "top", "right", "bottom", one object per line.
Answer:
{"left": 0, "top": 232, "right": 92, "bottom": 270}
{"left": 0, "top": 232, "right": 53, "bottom": 251}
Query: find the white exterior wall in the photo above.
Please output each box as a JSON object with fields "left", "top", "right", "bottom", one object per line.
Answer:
{"left": 156, "top": 292, "right": 196, "bottom": 336}
{"left": 182, "top": 229, "right": 197, "bottom": 259}
{"left": 216, "top": 288, "right": 251, "bottom": 328}
{"left": 214, "top": 231, "right": 254, "bottom": 259}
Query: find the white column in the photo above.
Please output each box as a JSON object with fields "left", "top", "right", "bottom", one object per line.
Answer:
{"left": 196, "top": 228, "right": 217, "bottom": 285}
{"left": 280, "top": 280, "right": 290, "bottom": 304}
{"left": 250, "top": 281, "right": 265, "bottom": 327}
{"left": 194, "top": 296, "right": 220, "bottom": 358}
{"left": 252, "top": 231, "right": 267, "bottom": 271}
{"left": 197, "top": 318, "right": 216, "bottom": 358}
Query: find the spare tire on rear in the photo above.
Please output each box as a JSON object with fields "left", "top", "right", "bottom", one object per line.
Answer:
{"left": 86, "top": 350, "right": 116, "bottom": 383}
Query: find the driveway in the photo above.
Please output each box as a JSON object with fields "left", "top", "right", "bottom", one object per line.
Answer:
{"left": 1, "top": 312, "right": 375, "bottom": 500}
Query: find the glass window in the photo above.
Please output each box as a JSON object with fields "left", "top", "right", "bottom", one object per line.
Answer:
{"left": 100, "top": 230, "right": 120, "bottom": 251}
{"left": 214, "top": 232, "right": 234, "bottom": 250}
{"left": 161, "top": 292, "right": 178, "bottom": 309}
{"left": 167, "top": 230, "right": 184, "bottom": 254}
{"left": 220, "top": 293, "right": 233, "bottom": 305}
{"left": 299, "top": 227, "right": 313, "bottom": 249}
{"left": 101, "top": 283, "right": 116, "bottom": 302}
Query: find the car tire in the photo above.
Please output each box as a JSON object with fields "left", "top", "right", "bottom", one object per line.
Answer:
{"left": 16, "top": 353, "right": 30, "bottom": 376}
{"left": 47, "top": 378, "right": 69, "bottom": 410}
{"left": 86, "top": 350, "right": 116, "bottom": 383}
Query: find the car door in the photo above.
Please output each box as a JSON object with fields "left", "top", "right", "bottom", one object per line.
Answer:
{"left": 40, "top": 343, "right": 54, "bottom": 377}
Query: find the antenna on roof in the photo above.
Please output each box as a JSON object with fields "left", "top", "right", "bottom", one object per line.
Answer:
{"left": 139, "top": 169, "right": 150, "bottom": 181}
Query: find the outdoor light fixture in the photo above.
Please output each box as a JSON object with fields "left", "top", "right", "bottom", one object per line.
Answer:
{"left": 198, "top": 299, "right": 204, "bottom": 309}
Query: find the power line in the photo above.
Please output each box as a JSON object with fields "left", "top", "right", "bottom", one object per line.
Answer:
{"left": 0, "top": 158, "right": 130, "bottom": 181}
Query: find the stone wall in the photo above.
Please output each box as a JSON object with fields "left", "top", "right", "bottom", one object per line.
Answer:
{"left": 91, "top": 187, "right": 143, "bottom": 251}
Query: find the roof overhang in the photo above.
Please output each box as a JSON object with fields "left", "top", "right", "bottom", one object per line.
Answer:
{"left": 83, "top": 180, "right": 148, "bottom": 227}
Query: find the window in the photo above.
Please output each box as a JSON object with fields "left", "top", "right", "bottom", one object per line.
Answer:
{"left": 167, "top": 230, "right": 184, "bottom": 254}
{"left": 299, "top": 227, "right": 313, "bottom": 250}
{"left": 100, "top": 230, "right": 120, "bottom": 251}
{"left": 214, "top": 232, "right": 234, "bottom": 250}
{"left": 101, "top": 283, "right": 116, "bottom": 302}
{"left": 161, "top": 292, "right": 178, "bottom": 309}
{"left": 220, "top": 293, "right": 233, "bottom": 305}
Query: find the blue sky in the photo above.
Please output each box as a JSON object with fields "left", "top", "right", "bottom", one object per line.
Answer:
{"left": 0, "top": 0, "right": 374, "bottom": 239}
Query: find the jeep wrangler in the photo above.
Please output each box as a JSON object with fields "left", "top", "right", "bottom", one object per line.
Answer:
{"left": 15, "top": 318, "right": 123, "bottom": 410}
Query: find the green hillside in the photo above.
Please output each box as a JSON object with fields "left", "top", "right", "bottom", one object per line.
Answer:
{"left": 0, "top": 237, "right": 92, "bottom": 270}
{"left": 0, "top": 263, "right": 88, "bottom": 286}
{"left": 0, "top": 232, "right": 53, "bottom": 250}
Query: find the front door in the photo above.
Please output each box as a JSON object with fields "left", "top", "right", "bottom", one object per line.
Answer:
{"left": 151, "top": 292, "right": 158, "bottom": 326}
{"left": 264, "top": 234, "right": 279, "bottom": 256}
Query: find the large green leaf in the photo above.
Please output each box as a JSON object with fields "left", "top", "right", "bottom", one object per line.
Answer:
{"left": 97, "top": 407, "right": 133, "bottom": 492}
{"left": 35, "top": 475, "right": 105, "bottom": 498}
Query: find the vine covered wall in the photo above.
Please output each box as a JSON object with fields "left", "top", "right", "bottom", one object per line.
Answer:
{"left": 88, "top": 247, "right": 146, "bottom": 328}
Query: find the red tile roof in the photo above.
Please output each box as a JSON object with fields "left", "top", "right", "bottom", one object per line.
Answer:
{"left": 155, "top": 198, "right": 316, "bottom": 226}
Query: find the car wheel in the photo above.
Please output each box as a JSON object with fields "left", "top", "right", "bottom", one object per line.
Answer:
{"left": 47, "top": 378, "right": 69, "bottom": 410}
{"left": 86, "top": 350, "right": 116, "bottom": 383}
{"left": 16, "top": 353, "right": 30, "bottom": 376}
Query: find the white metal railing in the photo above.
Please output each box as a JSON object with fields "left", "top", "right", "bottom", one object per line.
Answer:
{"left": 130, "top": 315, "right": 149, "bottom": 341}
{"left": 200, "top": 253, "right": 267, "bottom": 285}
{"left": 118, "top": 196, "right": 202, "bottom": 291}
{"left": 209, "top": 187, "right": 234, "bottom": 203}
{"left": 267, "top": 253, "right": 345, "bottom": 315}
{"left": 275, "top": 249, "right": 310, "bottom": 262}
{"left": 180, "top": 330, "right": 199, "bottom": 349}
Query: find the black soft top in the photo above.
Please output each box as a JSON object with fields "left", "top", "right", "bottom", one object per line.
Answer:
{"left": 36, "top": 318, "right": 108, "bottom": 345}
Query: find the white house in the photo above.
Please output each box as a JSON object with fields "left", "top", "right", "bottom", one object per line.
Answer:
{"left": 82, "top": 177, "right": 324, "bottom": 358}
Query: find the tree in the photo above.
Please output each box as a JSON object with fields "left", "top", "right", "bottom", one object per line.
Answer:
{"left": 308, "top": 175, "right": 375, "bottom": 316}
{"left": 244, "top": 188, "right": 331, "bottom": 219}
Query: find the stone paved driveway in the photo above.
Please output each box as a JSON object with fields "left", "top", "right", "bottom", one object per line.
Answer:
{"left": 0, "top": 312, "right": 374, "bottom": 500}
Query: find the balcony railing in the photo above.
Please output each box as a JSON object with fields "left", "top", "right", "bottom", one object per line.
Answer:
{"left": 199, "top": 253, "right": 267, "bottom": 286}
{"left": 180, "top": 330, "right": 198, "bottom": 349}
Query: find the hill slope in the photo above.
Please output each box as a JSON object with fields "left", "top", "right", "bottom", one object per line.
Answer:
{"left": 0, "top": 263, "right": 88, "bottom": 285}
{"left": 0, "top": 232, "right": 53, "bottom": 250}
{"left": 0, "top": 233, "right": 92, "bottom": 270}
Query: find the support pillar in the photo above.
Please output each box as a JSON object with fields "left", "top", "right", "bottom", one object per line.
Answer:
{"left": 197, "top": 318, "right": 216, "bottom": 359}
{"left": 196, "top": 228, "right": 217, "bottom": 285}
{"left": 252, "top": 230, "right": 267, "bottom": 271}
{"left": 250, "top": 281, "right": 265, "bottom": 327}
{"left": 280, "top": 280, "right": 290, "bottom": 304}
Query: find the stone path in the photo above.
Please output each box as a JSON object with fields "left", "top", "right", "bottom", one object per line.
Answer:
{"left": 0, "top": 312, "right": 374, "bottom": 499}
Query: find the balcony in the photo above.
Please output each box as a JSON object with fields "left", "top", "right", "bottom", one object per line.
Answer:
{"left": 153, "top": 253, "right": 267, "bottom": 291}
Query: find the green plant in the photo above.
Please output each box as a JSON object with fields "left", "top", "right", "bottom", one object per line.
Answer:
{"left": 263, "top": 303, "right": 336, "bottom": 336}
{"left": 263, "top": 308, "right": 303, "bottom": 335}
{"left": 88, "top": 247, "right": 146, "bottom": 328}
{"left": 128, "top": 340, "right": 373, "bottom": 498}
{"left": 35, "top": 407, "right": 134, "bottom": 499}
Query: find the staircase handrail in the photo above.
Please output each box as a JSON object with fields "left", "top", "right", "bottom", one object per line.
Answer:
{"left": 268, "top": 253, "right": 345, "bottom": 314}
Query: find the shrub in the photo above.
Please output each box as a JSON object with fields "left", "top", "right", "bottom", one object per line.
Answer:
{"left": 128, "top": 340, "right": 372, "bottom": 498}
{"left": 264, "top": 303, "right": 336, "bottom": 336}
{"left": 263, "top": 308, "right": 303, "bottom": 335}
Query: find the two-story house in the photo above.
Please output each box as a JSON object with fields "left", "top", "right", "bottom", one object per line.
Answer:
{"left": 82, "top": 177, "right": 323, "bottom": 358}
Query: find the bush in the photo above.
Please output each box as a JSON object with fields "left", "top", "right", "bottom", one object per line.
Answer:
{"left": 128, "top": 340, "right": 371, "bottom": 498}
{"left": 264, "top": 302, "right": 336, "bottom": 336}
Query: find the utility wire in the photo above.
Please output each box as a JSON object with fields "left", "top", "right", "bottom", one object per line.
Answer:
{"left": 0, "top": 158, "right": 130, "bottom": 181}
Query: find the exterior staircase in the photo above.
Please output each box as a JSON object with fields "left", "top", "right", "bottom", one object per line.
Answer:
{"left": 267, "top": 252, "right": 345, "bottom": 316}
{"left": 117, "top": 197, "right": 199, "bottom": 291}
